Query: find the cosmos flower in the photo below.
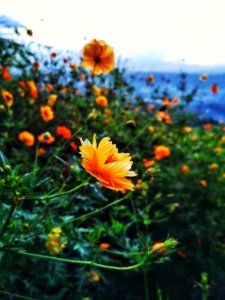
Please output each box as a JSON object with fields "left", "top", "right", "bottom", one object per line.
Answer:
{"left": 1, "top": 90, "right": 13, "bottom": 106}
{"left": 38, "top": 132, "right": 55, "bottom": 144}
{"left": 79, "top": 134, "right": 136, "bottom": 191}
{"left": 18, "top": 131, "right": 35, "bottom": 146}
{"left": 96, "top": 95, "right": 108, "bottom": 107}
{"left": 1, "top": 66, "right": 12, "bottom": 81}
{"left": 154, "top": 145, "right": 171, "bottom": 160}
{"left": 81, "top": 39, "right": 114, "bottom": 75}
{"left": 40, "top": 105, "right": 54, "bottom": 122}
{"left": 56, "top": 126, "right": 72, "bottom": 139}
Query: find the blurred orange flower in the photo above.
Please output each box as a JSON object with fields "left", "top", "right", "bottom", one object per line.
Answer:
{"left": 172, "top": 97, "right": 180, "bottom": 104}
{"left": 146, "top": 75, "right": 154, "bottom": 84}
{"left": 96, "top": 95, "right": 108, "bottom": 107}
{"left": 38, "top": 148, "right": 47, "bottom": 157}
{"left": 48, "top": 94, "right": 58, "bottom": 106}
{"left": 1, "top": 90, "right": 13, "bottom": 106}
{"left": 156, "top": 111, "right": 172, "bottom": 124}
{"left": 81, "top": 39, "right": 114, "bottom": 75}
{"left": 214, "top": 147, "right": 222, "bottom": 153}
{"left": 33, "top": 61, "right": 40, "bottom": 69}
{"left": 154, "top": 145, "right": 170, "bottom": 160}
{"left": 19, "top": 81, "right": 26, "bottom": 88}
{"left": 56, "top": 126, "right": 72, "bottom": 139}
{"left": 204, "top": 123, "right": 212, "bottom": 130}
{"left": 69, "top": 63, "right": 78, "bottom": 71}
{"left": 162, "top": 98, "right": 172, "bottom": 109}
{"left": 99, "top": 243, "right": 110, "bottom": 249}
{"left": 148, "top": 125, "right": 155, "bottom": 133}
{"left": 18, "top": 131, "right": 35, "bottom": 146}
{"left": 27, "top": 81, "right": 38, "bottom": 98}
{"left": 79, "top": 134, "right": 137, "bottom": 191}
{"left": 38, "top": 132, "right": 55, "bottom": 144}
{"left": 209, "top": 163, "right": 218, "bottom": 171}
{"left": 211, "top": 84, "right": 219, "bottom": 94}
{"left": 1, "top": 66, "right": 12, "bottom": 81}
{"left": 142, "top": 158, "right": 154, "bottom": 168}
{"left": 89, "top": 271, "right": 100, "bottom": 282}
{"left": 200, "top": 74, "right": 208, "bottom": 81}
{"left": 181, "top": 165, "right": 189, "bottom": 174}
{"left": 40, "top": 105, "right": 54, "bottom": 122}
{"left": 147, "top": 104, "right": 154, "bottom": 111}
{"left": 70, "top": 142, "right": 78, "bottom": 151}
{"left": 200, "top": 180, "right": 207, "bottom": 187}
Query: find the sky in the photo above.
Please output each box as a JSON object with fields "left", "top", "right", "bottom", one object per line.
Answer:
{"left": 1, "top": 0, "right": 225, "bottom": 71}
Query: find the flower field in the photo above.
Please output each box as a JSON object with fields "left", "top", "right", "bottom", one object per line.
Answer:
{"left": 1, "top": 35, "right": 225, "bottom": 300}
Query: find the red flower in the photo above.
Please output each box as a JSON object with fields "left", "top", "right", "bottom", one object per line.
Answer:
{"left": 211, "top": 84, "right": 219, "bottom": 94}
{"left": 56, "top": 126, "right": 72, "bottom": 139}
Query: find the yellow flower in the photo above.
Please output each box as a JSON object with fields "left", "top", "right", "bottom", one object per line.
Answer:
{"left": 81, "top": 39, "right": 114, "bottom": 75}
{"left": 79, "top": 134, "right": 137, "bottom": 191}
{"left": 48, "top": 94, "right": 58, "bottom": 106}
{"left": 200, "top": 180, "right": 207, "bottom": 187}
{"left": 45, "top": 227, "right": 67, "bottom": 255}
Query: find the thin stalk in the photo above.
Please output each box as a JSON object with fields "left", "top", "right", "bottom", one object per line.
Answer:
{"left": 61, "top": 192, "right": 131, "bottom": 226}
{"left": 143, "top": 270, "right": 150, "bottom": 300}
{"left": 0, "top": 290, "right": 36, "bottom": 300}
{"left": 0, "top": 203, "right": 16, "bottom": 241}
{"left": 8, "top": 249, "right": 148, "bottom": 271}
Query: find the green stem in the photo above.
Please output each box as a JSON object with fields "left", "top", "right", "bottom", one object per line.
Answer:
{"left": 33, "top": 141, "right": 40, "bottom": 176}
{"left": 8, "top": 249, "right": 148, "bottom": 271}
{"left": 143, "top": 270, "right": 150, "bottom": 300}
{"left": 62, "top": 192, "right": 131, "bottom": 226}
{"left": 0, "top": 290, "right": 36, "bottom": 300}
{"left": 0, "top": 203, "right": 16, "bottom": 241}
{"left": 26, "top": 179, "right": 90, "bottom": 234}
{"left": 41, "top": 178, "right": 90, "bottom": 201}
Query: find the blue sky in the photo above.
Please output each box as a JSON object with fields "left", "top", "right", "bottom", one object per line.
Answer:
{"left": 1, "top": 0, "right": 225, "bottom": 71}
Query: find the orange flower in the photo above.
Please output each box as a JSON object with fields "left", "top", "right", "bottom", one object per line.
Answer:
{"left": 96, "top": 95, "right": 108, "bottom": 107}
{"left": 48, "top": 94, "right": 58, "bottom": 106}
{"left": 70, "top": 142, "right": 78, "bottom": 151}
{"left": 27, "top": 81, "right": 38, "bottom": 98}
{"left": 32, "top": 61, "right": 40, "bottom": 69}
{"left": 156, "top": 111, "right": 172, "bottom": 124}
{"left": 210, "top": 84, "right": 219, "bottom": 94}
{"left": 105, "top": 109, "right": 111, "bottom": 115}
{"left": 1, "top": 90, "right": 13, "bottom": 106}
{"left": 38, "top": 148, "right": 47, "bottom": 156}
{"left": 18, "top": 131, "right": 35, "bottom": 146}
{"left": 172, "top": 97, "right": 180, "bottom": 104}
{"left": 162, "top": 98, "right": 172, "bottom": 109}
{"left": 204, "top": 123, "right": 212, "bottom": 130}
{"left": 142, "top": 158, "right": 154, "bottom": 168}
{"left": 200, "top": 74, "right": 208, "bottom": 81}
{"left": 147, "top": 104, "right": 154, "bottom": 111}
{"left": 19, "top": 81, "right": 26, "bottom": 88}
{"left": 200, "top": 180, "right": 207, "bottom": 187}
{"left": 47, "top": 84, "right": 54, "bottom": 92}
{"left": 79, "top": 134, "right": 137, "bottom": 191}
{"left": 69, "top": 63, "right": 78, "bottom": 71}
{"left": 1, "top": 66, "right": 12, "bottom": 81}
{"left": 89, "top": 271, "right": 100, "bottom": 282}
{"left": 81, "top": 39, "right": 114, "bottom": 75}
{"left": 38, "top": 132, "right": 55, "bottom": 144}
{"left": 146, "top": 75, "right": 154, "bottom": 84}
{"left": 209, "top": 163, "right": 218, "bottom": 171}
{"left": 181, "top": 165, "right": 189, "bottom": 174}
{"left": 99, "top": 243, "right": 110, "bottom": 249}
{"left": 214, "top": 147, "right": 222, "bottom": 153}
{"left": 56, "top": 126, "right": 72, "bottom": 139}
{"left": 40, "top": 105, "right": 54, "bottom": 122}
{"left": 154, "top": 146, "right": 170, "bottom": 160}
